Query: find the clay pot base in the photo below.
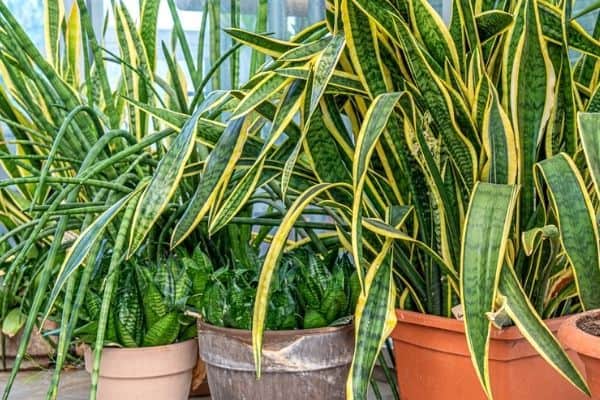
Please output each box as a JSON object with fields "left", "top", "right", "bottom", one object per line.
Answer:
{"left": 393, "top": 309, "right": 587, "bottom": 400}
{"left": 84, "top": 339, "right": 198, "bottom": 400}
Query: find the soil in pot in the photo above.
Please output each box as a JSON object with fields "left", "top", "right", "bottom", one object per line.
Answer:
{"left": 83, "top": 339, "right": 197, "bottom": 400}
{"left": 197, "top": 321, "right": 354, "bottom": 400}
{"left": 393, "top": 310, "right": 587, "bottom": 400}
{"left": 559, "top": 310, "right": 600, "bottom": 400}
{"left": 576, "top": 314, "right": 600, "bottom": 335}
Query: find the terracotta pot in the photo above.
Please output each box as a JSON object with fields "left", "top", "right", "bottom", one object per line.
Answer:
{"left": 1, "top": 321, "right": 56, "bottom": 371}
{"left": 392, "top": 309, "right": 587, "bottom": 400}
{"left": 84, "top": 339, "right": 198, "bottom": 400}
{"left": 197, "top": 321, "right": 354, "bottom": 400}
{"left": 559, "top": 310, "right": 600, "bottom": 399}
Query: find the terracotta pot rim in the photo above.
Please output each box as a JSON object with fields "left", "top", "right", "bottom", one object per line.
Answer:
{"left": 395, "top": 309, "right": 567, "bottom": 340}
{"left": 559, "top": 310, "right": 600, "bottom": 359}
{"left": 84, "top": 339, "right": 198, "bottom": 379}
{"left": 89, "top": 338, "right": 197, "bottom": 354}
{"left": 197, "top": 319, "right": 353, "bottom": 338}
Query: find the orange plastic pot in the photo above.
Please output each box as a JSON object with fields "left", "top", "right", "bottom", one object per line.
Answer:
{"left": 392, "top": 309, "right": 587, "bottom": 400}
{"left": 559, "top": 310, "right": 600, "bottom": 399}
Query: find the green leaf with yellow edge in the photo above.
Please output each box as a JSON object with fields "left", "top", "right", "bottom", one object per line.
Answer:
{"left": 252, "top": 182, "right": 349, "bottom": 377}
{"left": 279, "top": 36, "right": 332, "bottom": 61}
{"left": 140, "top": 0, "right": 161, "bottom": 72}
{"left": 539, "top": 2, "right": 600, "bottom": 58}
{"left": 476, "top": 11, "right": 514, "bottom": 43}
{"left": 499, "top": 265, "right": 590, "bottom": 396}
{"left": 307, "top": 33, "right": 346, "bottom": 116}
{"left": 233, "top": 73, "right": 290, "bottom": 118}
{"left": 128, "top": 108, "right": 203, "bottom": 256}
{"left": 346, "top": 250, "right": 396, "bottom": 400}
{"left": 43, "top": 0, "right": 63, "bottom": 67}
{"left": 408, "top": 0, "right": 460, "bottom": 69}
{"left": 352, "top": 92, "right": 402, "bottom": 289}
{"left": 65, "top": 2, "right": 81, "bottom": 85}
{"left": 46, "top": 190, "right": 142, "bottom": 317}
{"left": 394, "top": 18, "right": 477, "bottom": 191}
{"left": 482, "top": 80, "right": 518, "bottom": 185}
{"left": 578, "top": 113, "right": 600, "bottom": 199}
{"left": 535, "top": 153, "right": 600, "bottom": 309}
{"left": 509, "top": 0, "right": 555, "bottom": 229}
{"left": 171, "top": 117, "right": 249, "bottom": 248}
{"left": 461, "top": 182, "right": 519, "bottom": 399}
{"left": 208, "top": 159, "right": 266, "bottom": 235}
{"left": 225, "top": 28, "right": 298, "bottom": 58}
{"left": 521, "top": 225, "right": 558, "bottom": 256}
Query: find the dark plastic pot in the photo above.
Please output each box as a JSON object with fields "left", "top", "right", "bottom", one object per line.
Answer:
{"left": 197, "top": 321, "right": 354, "bottom": 400}
{"left": 392, "top": 309, "right": 587, "bottom": 400}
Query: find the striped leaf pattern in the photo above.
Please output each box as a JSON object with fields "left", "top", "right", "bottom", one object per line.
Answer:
{"left": 3, "top": 0, "right": 600, "bottom": 399}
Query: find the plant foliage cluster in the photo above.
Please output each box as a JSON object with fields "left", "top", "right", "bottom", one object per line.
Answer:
{"left": 2, "top": 0, "right": 600, "bottom": 399}
{"left": 199, "top": 247, "right": 359, "bottom": 330}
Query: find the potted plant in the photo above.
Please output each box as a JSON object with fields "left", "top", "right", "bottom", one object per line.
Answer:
{"left": 199, "top": 0, "right": 600, "bottom": 398}
{"left": 74, "top": 251, "right": 207, "bottom": 400}
{"left": 0, "top": 0, "right": 257, "bottom": 398}
{"left": 194, "top": 245, "right": 358, "bottom": 400}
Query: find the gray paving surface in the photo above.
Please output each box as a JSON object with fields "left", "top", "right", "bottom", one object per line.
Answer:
{"left": 0, "top": 369, "right": 394, "bottom": 399}
{"left": 0, "top": 369, "right": 209, "bottom": 400}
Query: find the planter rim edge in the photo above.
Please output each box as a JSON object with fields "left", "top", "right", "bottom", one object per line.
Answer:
{"left": 84, "top": 338, "right": 198, "bottom": 354}
{"left": 83, "top": 338, "right": 198, "bottom": 378}
{"left": 558, "top": 309, "right": 600, "bottom": 359}
{"left": 197, "top": 319, "right": 353, "bottom": 338}
{"left": 395, "top": 309, "right": 568, "bottom": 340}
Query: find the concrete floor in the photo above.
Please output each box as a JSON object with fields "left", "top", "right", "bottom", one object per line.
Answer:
{"left": 0, "top": 369, "right": 395, "bottom": 399}
{"left": 0, "top": 369, "right": 210, "bottom": 400}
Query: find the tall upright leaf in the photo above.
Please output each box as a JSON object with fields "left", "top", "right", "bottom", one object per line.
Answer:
{"left": 509, "top": 0, "right": 555, "bottom": 229}
{"left": 461, "top": 182, "right": 518, "bottom": 398}
{"left": 44, "top": 0, "right": 63, "bottom": 67}
{"left": 128, "top": 108, "right": 203, "bottom": 255}
{"left": 535, "top": 154, "right": 600, "bottom": 309}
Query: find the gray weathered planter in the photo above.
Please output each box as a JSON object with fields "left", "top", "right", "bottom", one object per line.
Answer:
{"left": 197, "top": 321, "right": 354, "bottom": 400}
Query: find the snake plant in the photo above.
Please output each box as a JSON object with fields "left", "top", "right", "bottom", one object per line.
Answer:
{"left": 197, "top": 246, "right": 358, "bottom": 330}
{"left": 77, "top": 248, "right": 209, "bottom": 348}
{"left": 0, "top": 1, "right": 255, "bottom": 399}
{"left": 537, "top": 112, "right": 600, "bottom": 323}
{"left": 186, "top": 0, "right": 600, "bottom": 398}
